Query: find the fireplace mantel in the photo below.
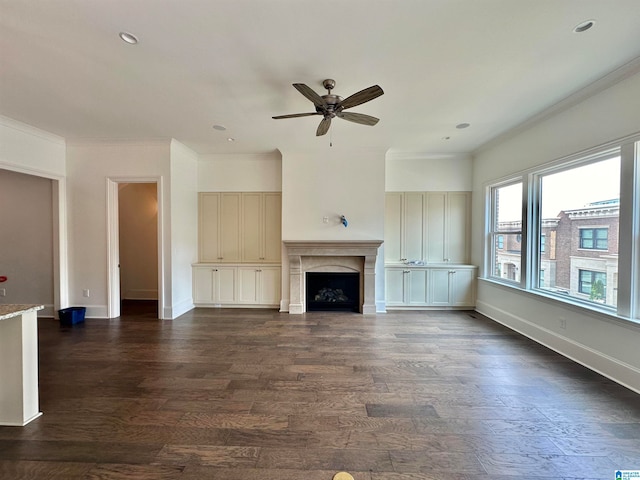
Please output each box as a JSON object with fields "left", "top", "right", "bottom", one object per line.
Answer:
{"left": 284, "top": 240, "right": 383, "bottom": 314}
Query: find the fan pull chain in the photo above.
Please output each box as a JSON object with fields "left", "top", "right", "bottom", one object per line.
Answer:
{"left": 330, "top": 128, "right": 333, "bottom": 147}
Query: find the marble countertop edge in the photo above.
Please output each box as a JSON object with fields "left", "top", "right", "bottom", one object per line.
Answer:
{"left": 0, "top": 304, "right": 45, "bottom": 320}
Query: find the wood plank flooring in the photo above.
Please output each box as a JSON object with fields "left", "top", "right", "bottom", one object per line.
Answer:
{"left": 1, "top": 305, "right": 639, "bottom": 479}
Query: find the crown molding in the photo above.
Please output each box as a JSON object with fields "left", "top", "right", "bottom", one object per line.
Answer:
{"left": 475, "top": 56, "right": 640, "bottom": 156}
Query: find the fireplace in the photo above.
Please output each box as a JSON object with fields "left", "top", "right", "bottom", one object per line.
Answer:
{"left": 306, "top": 272, "right": 360, "bottom": 312}
{"left": 284, "top": 240, "right": 383, "bottom": 314}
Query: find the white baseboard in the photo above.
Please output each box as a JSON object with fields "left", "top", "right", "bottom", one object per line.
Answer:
{"left": 165, "top": 298, "right": 194, "bottom": 319}
{"left": 476, "top": 300, "right": 640, "bottom": 394}
{"left": 376, "top": 301, "right": 386, "bottom": 313}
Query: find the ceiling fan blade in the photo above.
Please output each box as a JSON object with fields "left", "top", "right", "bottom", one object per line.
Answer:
{"left": 293, "top": 83, "right": 326, "bottom": 109}
{"left": 272, "top": 112, "right": 320, "bottom": 119}
{"left": 316, "top": 117, "right": 331, "bottom": 136}
{"left": 337, "top": 112, "right": 380, "bottom": 126}
{"left": 337, "top": 85, "right": 384, "bottom": 110}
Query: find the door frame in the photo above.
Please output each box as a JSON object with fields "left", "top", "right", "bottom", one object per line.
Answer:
{"left": 106, "top": 177, "right": 164, "bottom": 319}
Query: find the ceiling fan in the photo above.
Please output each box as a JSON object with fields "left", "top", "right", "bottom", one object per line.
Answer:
{"left": 272, "top": 79, "right": 384, "bottom": 136}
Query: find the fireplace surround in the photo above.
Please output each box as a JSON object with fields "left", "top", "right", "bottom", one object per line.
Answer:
{"left": 284, "top": 240, "right": 383, "bottom": 314}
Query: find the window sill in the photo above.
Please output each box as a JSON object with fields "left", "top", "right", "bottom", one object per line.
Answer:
{"left": 479, "top": 277, "right": 640, "bottom": 328}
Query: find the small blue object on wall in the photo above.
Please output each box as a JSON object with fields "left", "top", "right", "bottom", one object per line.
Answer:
{"left": 340, "top": 215, "right": 348, "bottom": 227}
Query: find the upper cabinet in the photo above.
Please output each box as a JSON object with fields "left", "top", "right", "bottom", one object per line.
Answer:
{"left": 385, "top": 191, "right": 470, "bottom": 264}
{"left": 199, "top": 192, "right": 241, "bottom": 262}
{"left": 199, "top": 192, "right": 281, "bottom": 263}
{"left": 242, "top": 192, "right": 282, "bottom": 263}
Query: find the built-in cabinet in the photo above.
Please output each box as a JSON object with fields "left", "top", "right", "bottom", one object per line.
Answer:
{"left": 385, "top": 191, "right": 470, "bottom": 264}
{"left": 193, "top": 264, "right": 281, "bottom": 307}
{"left": 195, "top": 192, "right": 282, "bottom": 308}
{"left": 199, "top": 192, "right": 281, "bottom": 263}
{"left": 385, "top": 191, "right": 476, "bottom": 309}
{"left": 385, "top": 266, "right": 477, "bottom": 308}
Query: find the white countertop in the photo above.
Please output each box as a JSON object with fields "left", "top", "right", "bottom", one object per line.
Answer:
{"left": 0, "top": 304, "right": 44, "bottom": 321}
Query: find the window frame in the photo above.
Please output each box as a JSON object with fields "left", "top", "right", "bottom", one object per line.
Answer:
{"left": 484, "top": 133, "right": 640, "bottom": 323}
{"left": 579, "top": 227, "right": 609, "bottom": 251}
{"left": 487, "top": 179, "right": 524, "bottom": 286}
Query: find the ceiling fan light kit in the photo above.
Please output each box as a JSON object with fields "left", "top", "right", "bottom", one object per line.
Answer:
{"left": 272, "top": 79, "right": 384, "bottom": 136}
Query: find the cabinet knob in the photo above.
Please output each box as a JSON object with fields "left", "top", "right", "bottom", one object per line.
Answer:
{"left": 212, "top": 269, "right": 218, "bottom": 272}
{"left": 403, "top": 270, "right": 410, "bottom": 273}
{"left": 256, "top": 269, "right": 262, "bottom": 272}
{"left": 218, "top": 257, "right": 223, "bottom": 260}
{"left": 449, "top": 270, "right": 455, "bottom": 274}
{"left": 259, "top": 257, "right": 265, "bottom": 260}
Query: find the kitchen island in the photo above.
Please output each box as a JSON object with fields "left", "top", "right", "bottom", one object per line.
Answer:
{"left": 0, "top": 304, "right": 43, "bottom": 426}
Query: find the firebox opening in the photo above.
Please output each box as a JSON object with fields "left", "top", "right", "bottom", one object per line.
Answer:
{"left": 305, "top": 272, "right": 360, "bottom": 312}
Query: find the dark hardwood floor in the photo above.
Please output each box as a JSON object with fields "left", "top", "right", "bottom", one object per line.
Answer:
{"left": 1, "top": 305, "right": 639, "bottom": 479}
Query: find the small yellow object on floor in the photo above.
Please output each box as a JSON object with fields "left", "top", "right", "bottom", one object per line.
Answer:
{"left": 333, "top": 473, "right": 355, "bottom": 480}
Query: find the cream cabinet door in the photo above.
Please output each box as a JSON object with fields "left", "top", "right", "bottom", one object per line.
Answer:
{"left": 259, "top": 266, "right": 281, "bottom": 304}
{"left": 429, "top": 268, "right": 476, "bottom": 307}
{"left": 238, "top": 266, "right": 281, "bottom": 304}
{"left": 193, "top": 266, "right": 236, "bottom": 304}
{"left": 384, "top": 193, "right": 403, "bottom": 263}
{"left": 263, "top": 193, "right": 282, "bottom": 263}
{"left": 238, "top": 267, "right": 260, "bottom": 303}
{"left": 429, "top": 268, "right": 452, "bottom": 306}
{"left": 219, "top": 193, "right": 241, "bottom": 262}
{"left": 425, "top": 192, "right": 446, "bottom": 263}
{"left": 404, "top": 193, "right": 425, "bottom": 263}
{"left": 425, "top": 192, "right": 470, "bottom": 264}
{"left": 241, "top": 192, "right": 281, "bottom": 263}
{"left": 242, "top": 193, "right": 262, "bottom": 262}
{"left": 385, "top": 268, "right": 406, "bottom": 305}
{"left": 406, "top": 269, "right": 428, "bottom": 305}
{"left": 446, "top": 192, "right": 470, "bottom": 264}
{"left": 449, "top": 268, "right": 475, "bottom": 306}
{"left": 199, "top": 193, "right": 220, "bottom": 263}
{"left": 193, "top": 266, "right": 215, "bottom": 303}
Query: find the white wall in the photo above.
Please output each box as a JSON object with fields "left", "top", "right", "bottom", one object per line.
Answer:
{"left": 0, "top": 116, "right": 66, "bottom": 177}
{"left": 0, "top": 116, "right": 67, "bottom": 314}
{"left": 471, "top": 70, "right": 640, "bottom": 392}
{"left": 0, "top": 170, "right": 54, "bottom": 315}
{"left": 385, "top": 153, "right": 473, "bottom": 191}
{"left": 198, "top": 152, "right": 282, "bottom": 192}
{"left": 66, "top": 141, "right": 171, "bottom": 318}
{"left": 169, "top": 140, "right": 198, "bottom": 318}
{"left": 118, "top": 183, "right": 158, "bottom": 300}
{"left": 281, "top": 147, "right": 387, "bottom": 311}
{"left": 281, "top": 147, "right": 386, "bottom": 241}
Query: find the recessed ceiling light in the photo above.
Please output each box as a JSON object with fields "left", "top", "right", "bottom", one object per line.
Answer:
{"left": 227, "top": 137, "right": 235, "bottom": 142}
{"left": 573, "top": 20, "right": 595, "bottom": 33}
{"left": 212, "top": 124, "right": 227, "bottom": 131}
{"left": 456, "top": 123, "right": 470, "bottom": 129}
{"left": 442, "top": 136, "right": 451, "bottom": 140}
{"left": 119, "top": 32, "right": 139, "bottom": 44}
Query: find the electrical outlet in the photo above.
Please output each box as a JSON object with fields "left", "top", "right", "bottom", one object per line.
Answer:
{"left": 83, "top": 289, "right": 90, "bottom": 298}
{"left": 323, "top": 216, "right": 329, "bottom": 224}
{"left": 559, "top": 317, "right": 566, "bottom": 329}
{"left": 0, "top": 288, "right": 5, "bottom": 297}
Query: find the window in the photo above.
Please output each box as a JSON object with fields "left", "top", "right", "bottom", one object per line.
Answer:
{"left": 489, "top": 182, "right": 523, "bottom": 283}
{"left": 537, "top": 155, "right": 619, "bottom": 308}
{"left": 484, "top": 138, "right": 639, "bottom": 319}
{"left": 578, "top": 270, "right": 607, "bottom": 301}
{"left": 579, "top": 228, "right": 608, "bottom": 250}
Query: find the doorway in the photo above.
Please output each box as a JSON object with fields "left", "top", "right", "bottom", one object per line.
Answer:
{"left": 107, "top": 178, "right": 163, "bottom": 319}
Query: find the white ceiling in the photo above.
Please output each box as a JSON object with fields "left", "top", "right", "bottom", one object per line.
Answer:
{"left": 1, "top": 0, "right": 640, "bottom": 155}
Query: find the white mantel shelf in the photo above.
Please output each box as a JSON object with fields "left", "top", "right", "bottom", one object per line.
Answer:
{"left": 0, "top": 304, "right": 44, "bottom": 426}
{"left": 284, "top": 240, "right": 383, "bottom": 315}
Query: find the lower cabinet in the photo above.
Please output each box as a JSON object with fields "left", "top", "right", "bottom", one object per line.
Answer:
{"left": 385, "top": 265, "right": 477, "bottom": 309}
{"left": 193, "top": 264, "right": 281, "bottom": 307}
